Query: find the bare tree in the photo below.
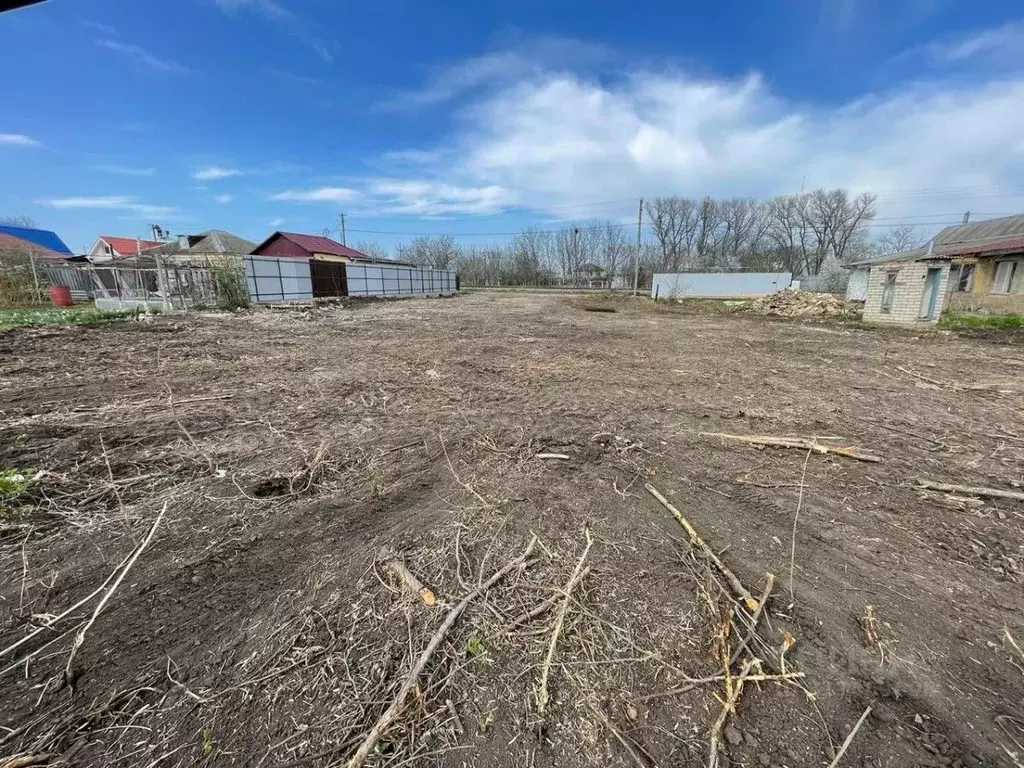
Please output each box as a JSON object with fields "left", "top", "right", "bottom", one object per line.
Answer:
{"left": 507, "top": 228, "right": 552, "bottom": 285}
{"left": 354, "top": 240, "right": 391, "bottom": 261}
{"left": 0, "top": 215, "right": 37, "bottom": 228}
{"left": 597, "top": 222, "right": 630, "bottom": 286}
{"left": 402, "top": 235, "right": 460, "bottom": 270}
{"left": 806, "top": 189, "right": 877, "bottom": 270}
{"left": 555, "top": 226, "right": 597, "bottom": 283}
{"left": 874, "top": 225, "right": 922, "bottom": 256}
{"left": 646, "top": 197, "right": 698, "bottom": 271}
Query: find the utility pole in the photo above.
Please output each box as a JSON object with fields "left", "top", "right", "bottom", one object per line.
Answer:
{"left": 633, "top": 197, "right": 643, "bottom": 296}
{"left": 339, "top": 213, "right": 347, "bottom": 246}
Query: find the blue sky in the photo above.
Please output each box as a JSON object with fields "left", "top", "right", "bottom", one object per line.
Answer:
{"left": 2, "top": 0, "right": 1024, "bottom": 253}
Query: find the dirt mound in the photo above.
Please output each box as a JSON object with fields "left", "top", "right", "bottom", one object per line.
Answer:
{"left": 749, "top": 290, "right": 852, "bottom": 318}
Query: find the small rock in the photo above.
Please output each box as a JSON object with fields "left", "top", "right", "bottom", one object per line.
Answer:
{"left": 758, "top": 755, "right": 771, "bottom": 767}
{"left": 914, "top": 714, "right": 925, "bottom": 725}
{"left": 744, "top": 731, "right": 759, "bottom": 748}
{"left": 724, "top": 725, "right": 743, "bottom": 746}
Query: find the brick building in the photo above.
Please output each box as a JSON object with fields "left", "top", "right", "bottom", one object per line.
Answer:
{"left": 848, "top": 214, "right": 1024, "bottom": 325}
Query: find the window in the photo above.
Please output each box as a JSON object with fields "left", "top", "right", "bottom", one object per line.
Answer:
{"left": 993, "top": 260, "right": 1022, "bottom": 294}
{"left": 880, "top": 272, "right": 897, "bottom": 313}
{"left": 951, "top": 263, "right": 975, "bottom": 292}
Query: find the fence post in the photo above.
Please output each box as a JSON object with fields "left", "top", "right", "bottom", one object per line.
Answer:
{"left": 29, "top": 251, "right": 43, "bottom": 304}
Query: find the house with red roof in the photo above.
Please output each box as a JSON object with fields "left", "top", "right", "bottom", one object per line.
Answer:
{"left": 250, "top": 231, "right": 412, "bottom": 265}
{"left": 87, "top": 235, "right": 163, "bottom": 261}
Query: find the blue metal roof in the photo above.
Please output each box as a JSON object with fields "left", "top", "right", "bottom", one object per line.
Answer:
{"left": 0, "top": 224, "right": 73, "bottom": 255}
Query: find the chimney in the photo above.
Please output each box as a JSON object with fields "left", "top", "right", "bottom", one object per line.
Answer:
{"left": 927, "top": 239, "right": 935, "bottom": 256}
{"left": 178, "top": 234, "right": 189, "bottom": 249}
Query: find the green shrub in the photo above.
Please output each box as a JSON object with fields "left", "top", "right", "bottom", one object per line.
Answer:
{"left": 208, "top": 257, "right": 251, "bottom": 310}
{"left": 939, "top": 313, "right": 1024, "bottom": 329}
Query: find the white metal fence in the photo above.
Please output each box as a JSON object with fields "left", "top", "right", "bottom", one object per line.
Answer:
{"left": 346, "top": 263, "right": 456, "bottom": 298}
{"left": 243, "top": 255, "right": 313, "bottom": 303}
{"left": 652, "top": 272, "right": 792, "bottom": 299}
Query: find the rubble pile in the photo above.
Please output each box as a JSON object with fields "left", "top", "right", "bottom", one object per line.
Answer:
{"left": 749, "top": 290, "right": 852, "bottom": 318}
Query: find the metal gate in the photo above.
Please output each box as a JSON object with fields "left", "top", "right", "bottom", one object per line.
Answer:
{"left": 311, "top": 259, "right": 347, "bottom": 298}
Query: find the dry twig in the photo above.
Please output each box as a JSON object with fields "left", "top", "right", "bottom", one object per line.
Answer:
{"left": 700, "top": 432, "right": 881, "bottom": 463}
{"left": 707, "top": 659, "right": 754, "bottom": 768}
{"left": 789, "top": 446, "right": 814, "bottom": 600}
{"left": 645, "top": 484, "right": 759, "bottom": 611}
{"left": 826, "top": 706, "right": 873, "bottom": 768}
{"left": 537, "top": 528, "right": 593, "bottom": 715}
{"left": 64, "top": 502, "right": 168, "bottom": 681}
{"left": 384, "top": 560, "right": 436, "bottom": 607}
{"left": 917, "top": 479, "right": 1024, "bottom": 503}
{"left": 345, "top": 535, "right": 538, "bottom": 768}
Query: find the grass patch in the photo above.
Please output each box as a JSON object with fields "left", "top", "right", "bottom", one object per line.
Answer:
{"left": 0, "top": 306, "right": 148, "bottom": 331}
{"left": 939, "top": 313, "right": 1024, "bottom": 330}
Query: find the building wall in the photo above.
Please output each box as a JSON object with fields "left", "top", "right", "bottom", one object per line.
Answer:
{"left": 251, "top": 234, "right": 309, "bottom": 259}
{"left": 947, "top": 257, "right": 1024, "bottom": 314}
{"left": 863, "top": 261, "right": 950, "bottom": 325}
{"left": 845, "top": 267, "right": 870, "bottom": 301}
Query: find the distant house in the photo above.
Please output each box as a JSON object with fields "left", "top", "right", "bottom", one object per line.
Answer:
{"left": 144, "top": 230, "right": 256, "bottom": 264}
{"left": 577, "top": 262, "right": 609, "bottom": 288}
{"left": 847, "top": 214, "right": 1024, "bottom": 324}
{"left": 88, "top": 236, "right": 163, "bottom": 261}
{"left": 0, "top": 224, "right": 74, "bottom": 259}
{"left": 250, "top": 231, "right": 411, "bottom": 265}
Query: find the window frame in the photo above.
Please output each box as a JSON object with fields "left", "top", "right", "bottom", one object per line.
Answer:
{"left": 952, "top": 263, "right": 975, "bottom": 292}
{"left": 992, "top": 259, "right": 1021, "bottom": 294}
{"left": 880, "top": 271, "right": 898, "bottom": 313}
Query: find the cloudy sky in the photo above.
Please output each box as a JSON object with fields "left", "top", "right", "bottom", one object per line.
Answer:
{"left": 2, "top": 0, "right": 1024, "bottom": 251}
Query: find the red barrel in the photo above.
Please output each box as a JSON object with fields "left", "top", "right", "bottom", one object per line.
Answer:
{"left": 50, "top": 285, "right": 73, "bottom": 307}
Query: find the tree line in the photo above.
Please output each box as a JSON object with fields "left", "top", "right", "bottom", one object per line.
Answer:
{"left": 357, "top": 187, "right": 926, "bottom": 288}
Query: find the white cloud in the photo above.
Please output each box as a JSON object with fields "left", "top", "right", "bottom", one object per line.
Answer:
{"left": 83, "top": 19, "right": 118, "bottom": 36}
{"left": 40, "top": 196, "right": 136, "bottom": 209}
{"left": 215, "top": 0, "right": 290, "bottom": 17}
{"left": 0, "top": 133, "right": 40, "bottom": 147}
{"left": 271, "top": 187, "right": 359, "bottom": 202}
{"left": 367, "top": 42, "right": 1024, "bottom": 228}
{"left": 377, "top": 36, "right": 612, "bottom": 111}
{"left": 92, "top": 164, "right": 156, "bottom": 177}
{"left": 367, "top": 180, "right": 515, "bottom": 216}
{"left": 214, "top": 194, "right": 234, "bottom": 203}
{"left": 193, "top": 166, "right": 242, "bottom": 181}
{"left": 96, "top": 40, "right": 189, "bottom": 73}
{"left": 293, "top": 32, "right": 333, "bottom": 63}
{"left": 269, "top": 217, "right": 285, "bottom": 226}
{"left": 38, "top": 196, "right": 181, "bottom": 219}
{"left": 268, "top": 68, "right": 320, "bottom": 85}
{"left": 932, "top": 21, "right": 1024, "bottom": 62}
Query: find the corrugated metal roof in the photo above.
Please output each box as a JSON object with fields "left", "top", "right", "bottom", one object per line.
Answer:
{"left": 0, "top": 224, "right": 73, "bottom": 255}
{"left": 933, "top": 214, "right": 1024, "bottom": 246}
{"left": 147, "top": 230, "right": 256, "bottom": 255}
{"left": 252, "top": 231, "right": 414, "bottom": 265}
{"left": 848, "top": 213, "right": 1024, "bottom": 266}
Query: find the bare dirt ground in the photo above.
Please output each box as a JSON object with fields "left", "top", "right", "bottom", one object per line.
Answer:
{"left": 1, "top": 292, "right": 1022, "bottom": 768}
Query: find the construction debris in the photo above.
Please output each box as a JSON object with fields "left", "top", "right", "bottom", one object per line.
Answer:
{"left": 748, "top": 290, "right": 852, "bottom": 318}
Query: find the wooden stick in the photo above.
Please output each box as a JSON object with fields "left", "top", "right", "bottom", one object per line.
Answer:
{"left": 537, "top": 528, "right": 593, "bottom": 716}
{"left": 536, "top": 453, "right": 571, "bottom": 460}
{"left": 588, "top": 703, "right": 655, "bottom": 768}
{"left": 729, "top": 573, "right": 776, "bottom": 666}
{"left": 637, "top": 671, "right": 805, "bottom": 702}
{"left": 502, "top": 565, "right": 592, "bottom": 631}
{"left": 707, "top": 660, "right": 754, "bottom": 768}
{"left": 1, "top": 754, "right": 57, "bottom": 768}
{"left": 699, "top": 433, "right": 881, "bottom": 463}
{"left": 64, "top": 502, "right": 168, "bottom": 680}
{"left": 384, "top": 560, "right": 436, "bottom": 607}
{"left": 917, "top": 479, "right": 1024, "bottom": 502}
{"left": 345, "top": 535, "right": 538, "bottom": 768}
{"left": 645, "top": 484, "right": 759, "bottom": 611}
{"left": 826, "top": 706, "right": 872, "bottom": 768}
